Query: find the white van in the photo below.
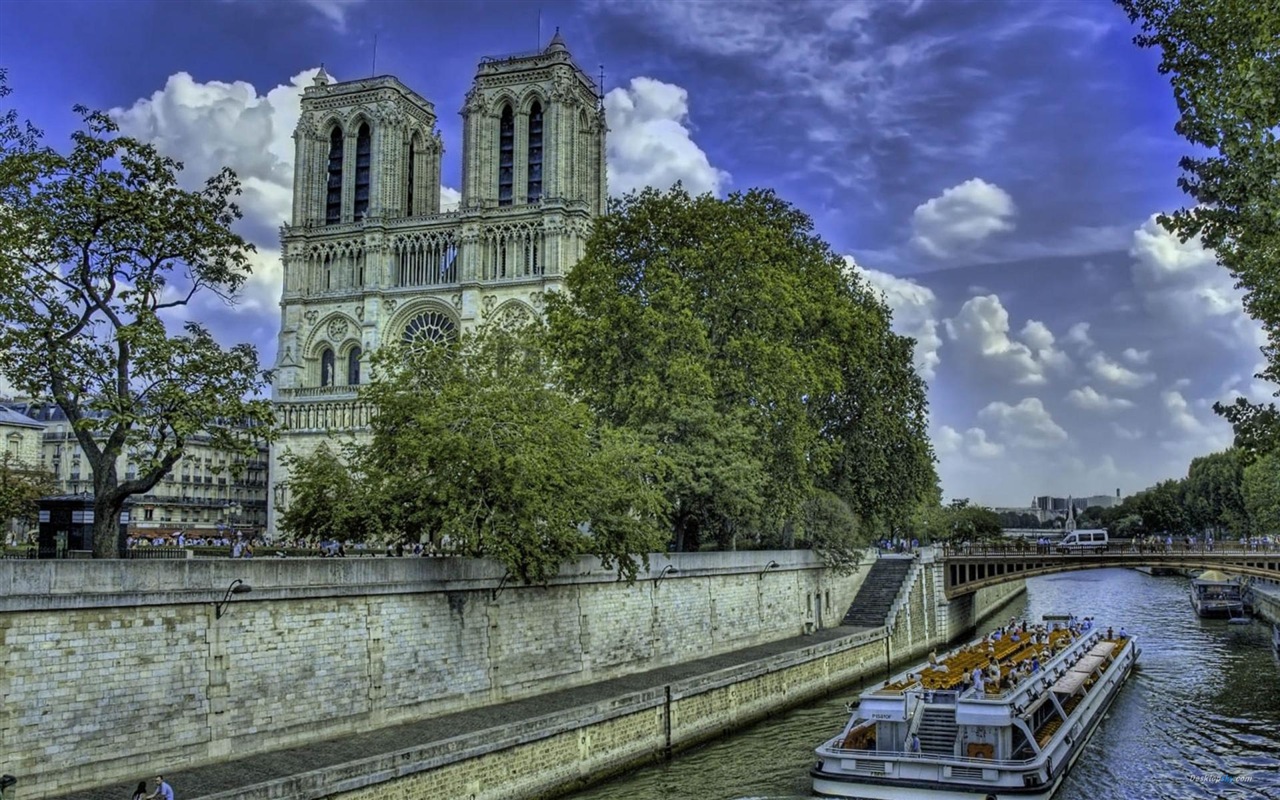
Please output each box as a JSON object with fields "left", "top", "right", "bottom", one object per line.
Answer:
{"left": 1057, "top": 529, "right": 1109, "bottom": 553}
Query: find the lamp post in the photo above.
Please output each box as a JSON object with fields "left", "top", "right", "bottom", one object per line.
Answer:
{"left": 655, "top": 564, "right": 679, "bottom": 586}
{"left": 215, "top": 579, "right": 253, "bottom": 620}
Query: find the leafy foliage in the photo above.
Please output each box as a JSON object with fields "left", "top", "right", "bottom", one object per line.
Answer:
{"left": 0, "top": 76, "right": 273, "bottom": 556}
{"left": 1241, "top": 450, "right": 1280, "bottom": 535}
{"left": 1119, "top": 0, "right": 1280, "bottom": 447}
{"left": 546, "top": 187, "right": 937, "bottom": 557}
{"left": 0, "top": 454, "right": 56, "bottom": 542}
{"left": 281, "top": 323, "right": 669, "bottom": 584}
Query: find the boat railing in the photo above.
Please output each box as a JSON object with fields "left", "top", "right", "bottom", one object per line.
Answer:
{"left": 823, "top": 743, "right": 1042, "bottom": 769}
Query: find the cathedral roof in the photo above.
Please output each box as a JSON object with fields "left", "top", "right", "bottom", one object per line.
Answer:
{"left": 546, "top": 27, "right": 568, "bottom": 53}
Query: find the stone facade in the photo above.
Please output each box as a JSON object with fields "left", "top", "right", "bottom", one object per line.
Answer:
{"left": 268, "top": 32, "right": 607, "bottom": 536}
{"left": 0, "top": 406, "right": 45, "bottom": 544}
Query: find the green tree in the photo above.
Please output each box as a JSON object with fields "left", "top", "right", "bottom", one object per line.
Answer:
{"left": 546, "top": 187, "right": 936, "bottom": 551}
{"left": 278, "top": 443, "right": 375, "bottom": 544}
{"left": 1212, "top": 397, "right": 1280, "bottom": 459}
{"left": 1119, "top": 0, "right": 1280, "bottom": 443}
{"left": 1242, "top": 450, "right": 1280, "bottom": 535}
{"left": 1184, "top": 448, "right": 1247, "bottom": 535}
{"left": 332, "top": 322, "right": 668, "bottom": 584}
{"left": 799, "top": 490, "right": 866, "bottom": 574}
{"left": 0, "top": 454, "right": 56, "bottom": 544}
{"left": 0, "top": 83, "right": 273, "bottom": 557}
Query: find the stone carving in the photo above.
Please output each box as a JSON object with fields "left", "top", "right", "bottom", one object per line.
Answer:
{"left": 327, "top": 318, "right": 349, "bottom": 340}
{"left": 304, "top": 310, "right": 318, "bottom": 324}
{"left": 451, "top": 293, "right": 462, "bottom": 310}
{"left": 529, "top": 292, "right": 545, "bottom": 309}
{"left": 482, "top": 295, "right": 497, "bottom": 316}
{"left": 385, "top": 299, "right": 397, "bottom": 311}
{"left": 355, "top": 305, "right": 365, "bottom": 322}
{"left": 463, "top": 87, "right": 486, "bottom": 114}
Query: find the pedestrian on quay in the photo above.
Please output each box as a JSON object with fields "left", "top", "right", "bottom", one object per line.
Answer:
{"left": 146, "top": 775, "right": 174, "bottom": 800}
{"left": 130, "top": 781, "right": 148, "bottom": 800}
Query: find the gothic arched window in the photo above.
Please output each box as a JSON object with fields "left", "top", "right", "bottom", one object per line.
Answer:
{"left": 354, "top": 123, "right": 372, "bottom": 219}
{"left": 527, "top": 101, "right": 543, "bottom": 203}
{"left": 402, "top": 311, "right": 457, "bottom": 348}
{"left": 347, "top": 347, "right": 362, "bottom": 385}
{"left": 498, "top": 105, "right": 514, "bottom": 206}
{"left": 325, "top": 127, "right": 343, "bottom": 224}
{"left": 320, "top": 348, "right": 335, "bottom": 387}
{"left": 406, "top": 133, "right": 418, "bottom": 216}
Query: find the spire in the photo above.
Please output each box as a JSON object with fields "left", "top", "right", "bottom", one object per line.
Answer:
{"left": 313, "top": 64, "right": 331, "bottom": 87}
{"left": 546, "top": 27, "right": 568, "bottom": 53}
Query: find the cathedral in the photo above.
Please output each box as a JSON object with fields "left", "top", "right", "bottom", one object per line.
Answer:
{"left": 267, "top": 31, "right": 607, "bottom": 536}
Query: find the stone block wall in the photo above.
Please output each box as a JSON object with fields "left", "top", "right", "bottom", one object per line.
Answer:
{"left": 0, "top": 551, "right": 861, "bottom": 798}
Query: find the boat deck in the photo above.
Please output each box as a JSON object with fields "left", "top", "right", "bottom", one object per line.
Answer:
{"left": 877, "top": 626, "right": 1129, "bottom": 698}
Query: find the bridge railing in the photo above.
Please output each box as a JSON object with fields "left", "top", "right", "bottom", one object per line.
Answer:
{"left": 940, "top": 540, "right": 1278, "bottom": 557}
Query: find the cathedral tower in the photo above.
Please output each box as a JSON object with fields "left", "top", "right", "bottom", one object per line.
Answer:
{"left": 268, "top": 34, "right": 606, "bottom": 537}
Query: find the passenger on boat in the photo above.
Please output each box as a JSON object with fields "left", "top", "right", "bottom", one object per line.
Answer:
{"left": 1119, "top": 627, "right": 1127, "bottom": 639}
{"left": 909, "top": 734, "right": 921, "bottom": 753}
{"left": 1031, "top": 656, "right": 1041, "bottom": 672}
{"left": 1107, "top": 626, "right": 1114, "bottom": 639}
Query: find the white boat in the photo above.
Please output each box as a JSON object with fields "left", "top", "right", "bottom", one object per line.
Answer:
{"left": 812, "top": 615, "right": 1139, "bottom": 799}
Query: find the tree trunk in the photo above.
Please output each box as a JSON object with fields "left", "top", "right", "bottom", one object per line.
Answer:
{"left": 91, "top": 460, "right": 123, "bottom": 559}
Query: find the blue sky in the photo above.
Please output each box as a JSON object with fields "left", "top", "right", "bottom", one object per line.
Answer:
{"left": 2, "top": 0, "right": 1272, "bottom": 507}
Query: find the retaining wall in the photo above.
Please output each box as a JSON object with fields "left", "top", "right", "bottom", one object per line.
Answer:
{"left": 1, "top": 551, "right": 863, "bottom": 798}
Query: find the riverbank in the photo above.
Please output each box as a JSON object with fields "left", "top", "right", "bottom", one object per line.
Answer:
{"left": 41, "top": 557, "right": 1024, "bottom": 800}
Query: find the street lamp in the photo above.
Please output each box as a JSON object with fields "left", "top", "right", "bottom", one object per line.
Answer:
{"left": 215, "top": 579, "right": 252, "bottom": 619}
{"left": 759, "top": 560, "right": 780, "bottom": 579}
{"left": 655, "top": 564, "right": 679, "bottom": 586}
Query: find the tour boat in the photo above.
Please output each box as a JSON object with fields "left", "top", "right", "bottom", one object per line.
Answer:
{"left": 1189, "top": 570, "right": 1246, "bottom": 618}
{"left": 812, "top": 615, "right": 1139, "bottom": 799}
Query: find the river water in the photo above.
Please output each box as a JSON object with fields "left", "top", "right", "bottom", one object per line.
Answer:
{"left": 564, "top": 568, "right": 1280, "bottom": 800}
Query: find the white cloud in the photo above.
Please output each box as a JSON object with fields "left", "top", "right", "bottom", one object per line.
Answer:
{"left": 1121, "top": 347, "right": 1150, "bottom": 365}
{"left": 1066, "top": 385, "right": 1135, "bottom": 412}
{"left": 944, "top": 295, "right": 1066, "bottom": 386}
{"left": 604, "top": 77, "right": 729, "bottom": 197}
{"left": 1130, "top": 213, "right": 1263, "bottom": 350}
{"left": 935, "top": 425, "right": 1004, "bottom": 459}
{"left": 301, "top": 0, "right": 364, "bottom": 29}
{"left": 1064, "top": 321, "right": 1093, "bottom": 349}
{"left": 1086, "top": 352, "right": 1154, "bottom": 390}
{"left": 112, "top": 70, "right": 312, "bottom": 232}
{"left": 1110, "top": 422, "right": 1142, "bottom": 441}
{"left": 910, "top": 178, "right": 1015, "bottom": 258}
{"left": 441, "top": 186, "right": 462, "bottom": 212}
{"left": 845, "top": 257, "right": 942, "bottom": 380}
{"left": 1161, "top": 390, "right": 1204, "bottom": 434}
{"left": 978, "top": 397, "right": 1069, "bottom": 449}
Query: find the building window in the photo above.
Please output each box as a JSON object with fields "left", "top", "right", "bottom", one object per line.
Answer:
{"left": 498, "top": 105, "right": 514, "bottom": 206}
{"left": 347, "top": 347, "right": 361, "bottom": 385}
{"left": 402, "top": 311, "right": 457, "bottom": 348}
{"left": 354, "top": 123, "right": 372, "bottom": 219}
{"left": 320, "top": 348, "right": 335, "bottom": 387}
{"left": 325, "top": 127, "right": 344, "bottom": 224}
{"left": 406, "top": 133, "right": 418, "bottom": 216}
{"left": 527, "top": 102, "right": 543, "bottom": 203}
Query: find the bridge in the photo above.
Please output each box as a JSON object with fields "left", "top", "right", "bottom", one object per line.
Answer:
{"left": 941, "top": 543, "right": 1280, "bottom": 599}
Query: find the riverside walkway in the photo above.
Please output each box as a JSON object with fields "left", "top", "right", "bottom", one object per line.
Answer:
{"left": 49, "top": 624, "right": 882, "bottom": 800}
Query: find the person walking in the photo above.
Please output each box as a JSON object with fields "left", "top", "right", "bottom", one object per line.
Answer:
{"left": 146, "top": 775, "right": 174, "bottom": 800}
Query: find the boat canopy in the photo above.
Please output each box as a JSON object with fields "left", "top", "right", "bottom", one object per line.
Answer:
{"left": 1193, "top": 569, "right": 1238, "bottom": 584}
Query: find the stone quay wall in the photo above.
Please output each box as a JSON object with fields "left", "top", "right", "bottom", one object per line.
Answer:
{"left": 0, "top": 550, "right": 871, "bottom": 798}
{"left": 327, "top": 556, "right": 1026, "bottom": 800}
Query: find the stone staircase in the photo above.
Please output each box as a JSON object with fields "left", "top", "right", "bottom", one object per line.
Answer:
{"left": 916, "top": 705, "right": 958, "bottom": 755}
{"left": 842, "top": 556, "right": 915, "bottom": 628}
